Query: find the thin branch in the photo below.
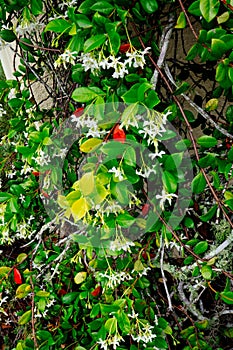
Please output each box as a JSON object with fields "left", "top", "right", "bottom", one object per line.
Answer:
{"left": 178, "top": 0, "right": 198, "bottom": 40}
{"left": 164, "top": 63, "right": 233, "bottom": 140}
{"left": 204, "top": 231, "right": 233, "bottom": 260}
{"left": 160, "top": 237, "right": 173, "bottom": 311}
{"left": 151, "top": 14, "right": 175, "bottom": 89}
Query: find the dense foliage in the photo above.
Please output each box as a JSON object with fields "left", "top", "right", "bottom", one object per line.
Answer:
{"left": 0, "top": 0, "right": 233, "bottom": 349}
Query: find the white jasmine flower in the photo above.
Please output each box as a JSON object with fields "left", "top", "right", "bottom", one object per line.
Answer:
{"left": 79, "top": 52, "right": 100, "bottom": 74}
{"left": 19, "top": 194, "right": 25, "bottom": 203}
{"left": 128, "top": 309, "right": 139, "bottom": 319}
{"left": 97, "top": 338, "right": 108, "bottom": 350}
{"left": 136, "top": 168, "right": 156, "bottom": 178}
{"left": 110, "top": 237, "right": 135, "bottom": 252}
{"left": 0, "top": 104, "right": 7, "bottom": 118}
{"left": 55, "top": 50, "right": 78, "bottom": 69}
{"left": 125, "top": 47, "right": 151, "bottom": 69}
{"left": 156, "top": 188, "right": 178, "bottom": 211}
{"left": 109, "top": 167, "right": 124, "bottom": 181}
{"left": 8, "top": 88, "right": 17, "bottom": 100}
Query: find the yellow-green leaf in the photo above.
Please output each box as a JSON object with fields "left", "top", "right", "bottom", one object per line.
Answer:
{"left": 80, "top": 138, "right": 102, "bottom": 153}
{"left": 18, "top": 310, "right": 32, "bottom": 325}
{"left": 71, "top": 197, "right": 89, "bottom": 220}
{"left": 79, "top": 172, "right": 95, "bottom": 196}
{"left": 205, "top": 98, "right": 218, "bottom": 111}
{"left": 134, "top": 259, "right": 144, "bottom": 272}
{"left": 74, "top": 271, "right": 87, "bottom": 284}
{"left": 16, "top": 284, "right": 31, "bottom": 299}
{"left": 16, "top": 253, "right": 27, "bottom": 264}
{"left": 36, "top": 291, "right": 50, "bottom": 297}
{"left": 0, "top": 266, "right": 11, "bottom": 278}
{"left": 217, "top": 11, "right": 230, "bottom": 24}
{"left": 175, "top": 12, "right": 186, "bottom": 29}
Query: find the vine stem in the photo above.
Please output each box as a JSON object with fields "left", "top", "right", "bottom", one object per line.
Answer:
{"left": 177, "top": 0, "right": 198, "bottom": 40}
{"left": 133, "top": 22, "right": 233, "bottom": 233}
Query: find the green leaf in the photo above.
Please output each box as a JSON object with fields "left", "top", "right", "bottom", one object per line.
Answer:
{"left": 44, "top": 19, "right": 71, "bottom": 33}
{"left": 188, "top": 0, "right": 202, "bottom": 16}
{"left": 16, "top": 284, "right": 32, "bottom": 299}
{"left": 105, "top": 317, "right": 117, "bottom": 334}
{"left": 36, "top": 291, "right": 50, "bottom": 297}
{"left": 192, "top": 172, "right": 206, "bottom": 194}
{"left": 117, "top": 311, "right": 131, "bottom": 335}
{"left": 79, "top": 172, "right": 95, "bottom": 196}
{"left": 75, "top": 14, "right": 92, "bottom": 28}
{"left": 217, "top": 11, "right": 229, "bottom": 24}
{"left": 198, "top": 153, "right": 216, "bottom": 168}
{"left": 72, "top": 87, "right": 98, "bottom": 102}
{"left": 0, "top": 192, "right": 12, "bottom": 202}
{"left": 193, "top": 241, "right": 208, "bottom": 254}
{"left": 211, "top": 39, "right": 227, "bottom": 58}
{"left": 0, "top": 29, "right": 16, "bottom": 42}
{"left": 84, "top": 34, "right": 106, "bottom": 52}
{"left": 121, "top": 103, "right": 138, "bottom": 126}
{"left": 30, "top": 0, "right": 43, "bottom": 15}
{"left": 200, "top": 204, "right": 217, "bottom": 222}
{"left": 144, "top": 89, "right": 160, "bottom": 108}
{"left": 200, "top": 0, "right": 220, "bottom": 22}
{"left": 17, "top": 253, "right": 27, "bottom": 264}
{"left": 154, "top": 336, "right": 169, "bottom": 349}
{"left": 162, "top": 171, "right": 177, "bottom": 193}
{"left": 0, "top": 267, "right": 11, "bottom": 278}
{"left": 74, "top": 271, "right": 87, "bottom": 284}
{"left": 108, "top": 30, "right": 121, "bottom": 55}
{"left": 216, "top": 63, "right": 226, "bottom": 82}
{"left": 9, "top": 197, "right": 19, "bottom": 213}
{"left": 175, "top": 12, "right": 186, "bottom": 29}
{"left": 18, "top": 310, "right": 32, "bottom": 325}
{"left": 201, "top": 265, "right": 213, "bottom": 280}
{"left": 139, "top": 0, "right": 158, "bottom": 14}
{"left": 78, "top": 0, "right": 96, "bottom": 14}
{"left": 225, "top": 199, "right": 233, "bottom": 211}
{"left": 221, "top": 291, "right": 233, "bottom": 304}
{"left": 91, "top": 1, "right": 114, "bottom": 15}
{"left": 62, "top": 292, "right": 79, "bottom": 304}
{"left": 116, "top": 212, "right": 135, "bottom": 227}
{"left": 173, "top": 82, "right": 190, "bottom": 95}
{"left": 123, "top": 146, "right": 136, "bottom": 167}
{"left": 80, "top": 138, "right": 102, "bottom": 153}
{"left": 197, "top": 135, "right": 218, "bottom": 148}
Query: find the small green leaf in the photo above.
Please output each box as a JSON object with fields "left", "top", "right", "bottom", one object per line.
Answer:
{"left": 201, "top": 265, "right": 213, "bottom": 280}
{"left": 217, "top": 11, "right": 229, "bottom": 24}
{"left": 200, "top": 0, "right": 220, "bottom": 22}
{"left": 173, "top": 82, "right": 190, "bottom": 95}
{"left": 84, "top": 34, "right": 106, "bottom": 52}
{"left": 162, "top": 171, "right": 177, "bottom": 193}
{"left": 72, "top": 87, "right": 98, "bottom": 102}
{"left": 91, "top": 1, "right": 114, "bottom": 15}
{"left": 79, "top": 172, "right": 95, "bottom": 196}
{"left": 139, "top": 0, "right": 158, "bottom": 14}
{"left": 0, "top": 29, "right": 16, "bottom": 42}
{"left": 105, "top": 317, "right": 117, "bottom": 334}
{"left": 221, "top": 291, "right": 233, "bottom": 305}
{"left": 205, "top": 98, "right": 218, "bottom": 111}
{"left": 116, "top": 212, "right": 135, "bottom": 227}
{"left": 36, "top": 291, "right": 50, "bottom": 297}
{"left": 193, "top": 241, "right": 208, "bottom": 255}
{"left": 74, "top": 271, "right": 87, "bottom": 284}
{"left": 0, "top": 192, "right": 12, "bottom": 202}
{"left": 80, "top": 138, "right": 102, "bottom": 153}
{"left": 18, "top": 310, "right": 32, "bottom": 325}
{"left": 17, "top": 253, "right": 27, "bottom": 264}
{"left": 62, "top": 292, "right": 79, "bottom": 304}
{"left": 44, "top": 19, "right": 71, "bottom": 33}
{"left": 197, "top": 135, "right": 218, "bottom": 148}
{"left": 200, "top": 204, "right": 217, "bottom": 222}
{"left": 175, "top": 12, "right": 186, "bottom": 29}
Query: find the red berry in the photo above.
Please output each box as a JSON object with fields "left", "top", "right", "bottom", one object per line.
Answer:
{"left": 142, "top": 203, "right": 150, "bottom": 216}
{"left": 41, "top": 190, "right": 50, "bottom": 198}
{"left": 113, "top": 124, "right": 126, "bottom": 143}
{"left": 32, "top": 171, "right": 41, "bottom": 176}
{"left": 13, "top": 268, "right": 22, "bottom": 284}
{"left": 73, "top": 107, "right": 84, "bottom": 118}
{"left": 58, "top": 289, "right": 67, "bottom": 296}
{"left": 119, "top": 43, "right": 131, "bottom": 53}
{"left": 91, "top": 285, "right": 101, "bottom": 297}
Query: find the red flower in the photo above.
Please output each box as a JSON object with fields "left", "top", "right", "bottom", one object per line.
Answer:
{"left": 32, "top": 171, "right": 41, "bottom": 176}
{"left": 119, "top": 43, "right": 131, "bottom": 53}
{"left": 41, "top": 190, "right": 50, "bottom": 198}
{"left": 73, "top": 107, "right": 84, "bottom": 118}
{"left": 58, "top": 289, "right": 67, "bottom": 296}
{"left": 13, "top": 268, "right": 22, "bottom": 284}
{"left": 91, "top": 285, "right": 101, "bottom": 297}
{"left": 142, "top": 203, "right": 150, "bottom": 216}
{"left": 113, "top": 124, "right": 126, "bottom": 143}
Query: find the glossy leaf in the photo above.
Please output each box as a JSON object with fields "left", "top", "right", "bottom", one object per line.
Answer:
{"left": 200, "top": 0, "right": 220, "bottom": 22}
